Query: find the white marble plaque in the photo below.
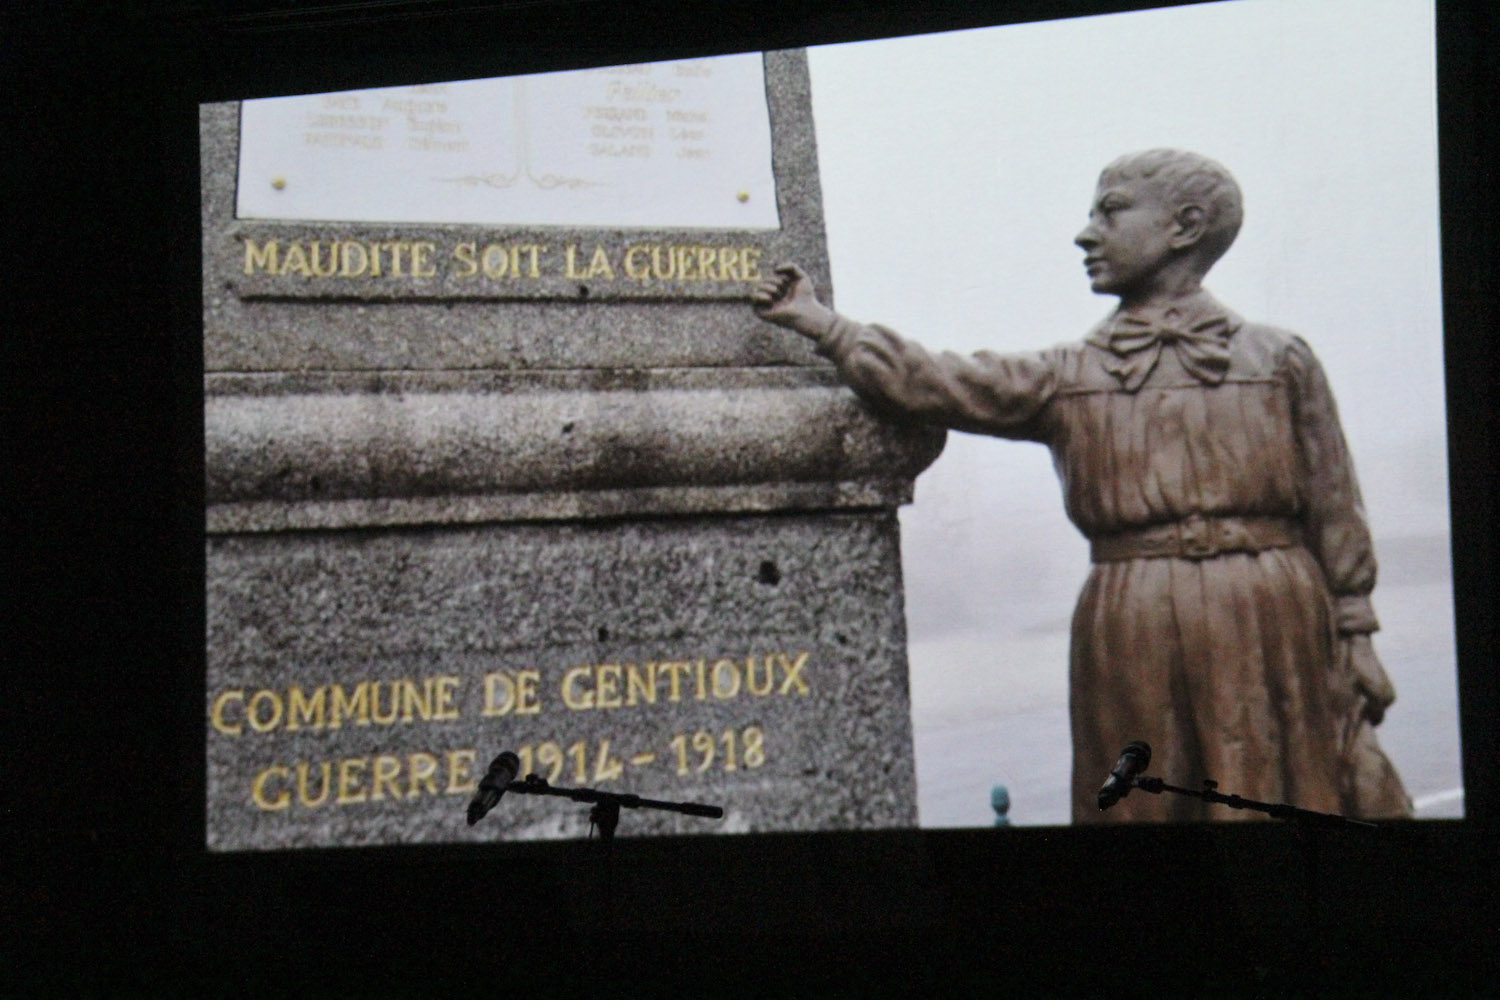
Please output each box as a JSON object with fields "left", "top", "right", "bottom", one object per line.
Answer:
{"left": 236, "top": 54, "right": 780, "bottom": 230}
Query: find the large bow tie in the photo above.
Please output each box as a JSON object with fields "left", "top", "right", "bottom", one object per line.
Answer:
{"left": 1093, "top": 312, "right": 1234, "bottom": 392}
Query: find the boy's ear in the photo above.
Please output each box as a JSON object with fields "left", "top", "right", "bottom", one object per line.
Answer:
{"left": 1168, "top": 204, "right": 1208, "bottom": 250}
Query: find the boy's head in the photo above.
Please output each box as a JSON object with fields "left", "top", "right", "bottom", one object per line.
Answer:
{"left": 1077, "top": 149, "right": 1243, "bottom": 299}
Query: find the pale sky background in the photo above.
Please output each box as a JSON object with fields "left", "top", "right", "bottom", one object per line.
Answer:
{"left": 805, "top": 0, "right": 1459, "bottom": 825}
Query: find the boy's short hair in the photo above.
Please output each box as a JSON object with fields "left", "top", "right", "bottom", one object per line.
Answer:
{"left": 1099, "top": 149, "right": 1244, "bottom": 270}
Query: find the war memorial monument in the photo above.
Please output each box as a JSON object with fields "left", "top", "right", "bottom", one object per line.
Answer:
{"left": 201, "top": 50, "right": 944, "bottom": 850}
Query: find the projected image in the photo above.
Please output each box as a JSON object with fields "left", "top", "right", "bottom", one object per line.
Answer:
{"left": 803, "top": 0, "right": 1456, "bottom": 826}
{"left": 201, "top": 0, "right": 1455, "bottom": 850}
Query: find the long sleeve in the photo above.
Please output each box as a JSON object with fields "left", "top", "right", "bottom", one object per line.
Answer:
{"left": 816, "top": 315, "right": 1058, "bottom": 441}
{"left": 1286, "top": 335, "right": 1379, "bottom": 634}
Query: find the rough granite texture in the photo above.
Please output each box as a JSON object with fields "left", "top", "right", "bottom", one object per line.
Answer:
{"left": 206, "top": 513, "right": 917, "bottom": 849}
{"left": 202, "top": 49, "right": 941, "bottom": 850}
{"left": 205, "top": 378, "right": 945, "bottom": 529}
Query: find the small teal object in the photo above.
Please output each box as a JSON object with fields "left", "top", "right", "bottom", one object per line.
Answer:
{"left": 990, "top": 785, "right": 1011, "bottom": 827}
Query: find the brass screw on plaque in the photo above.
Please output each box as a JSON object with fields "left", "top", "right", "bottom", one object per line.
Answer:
{"left": 736, "top": 189, "right": 750, "bottom": 203}
{"left": 271, "top": 176, "right": 287, "bottom": 191}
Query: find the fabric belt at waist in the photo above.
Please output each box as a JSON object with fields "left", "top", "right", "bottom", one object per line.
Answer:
{"left": 1089, "top": 514, "right": 1300, "bottom": 562}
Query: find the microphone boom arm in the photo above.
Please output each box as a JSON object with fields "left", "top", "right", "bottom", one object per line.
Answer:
{"left": 499, "top": 773, "right": 723, "bottom": 840}
{"left": 1131, "top": 775, "right": 1378, "bottom": 829}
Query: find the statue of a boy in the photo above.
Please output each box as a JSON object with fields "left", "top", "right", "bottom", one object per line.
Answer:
{"left": 754, "top": 149, "right": 1411, "bottom": 822}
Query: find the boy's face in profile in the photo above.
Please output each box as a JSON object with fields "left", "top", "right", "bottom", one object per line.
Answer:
{"left": 1074, "top": 173, "right": 1182, "bottom": 302}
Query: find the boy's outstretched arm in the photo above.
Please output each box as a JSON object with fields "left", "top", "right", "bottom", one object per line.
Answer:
{"left": 751, "top": 262, "right": 1054, "bottom": 440}
{"left": 752, "top": 264, "right": 838, "bottom": 340}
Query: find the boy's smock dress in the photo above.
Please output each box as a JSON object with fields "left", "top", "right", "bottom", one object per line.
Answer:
{"left": 816, "top": 290, "right": 1408, "bottom": 822}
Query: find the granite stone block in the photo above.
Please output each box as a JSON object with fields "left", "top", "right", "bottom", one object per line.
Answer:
{"left": 206, "top": 513, "right": 917, "bottom": 849}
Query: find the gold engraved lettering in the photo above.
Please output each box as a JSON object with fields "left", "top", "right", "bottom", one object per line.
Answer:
{"left": 717, "top": 247, "right": 741, "bottom": 281}
{"left": 247, "top": 689, "right": 283, "bottom": 732}
{"left": 651, "top": 245, "right": 676, "bottom": 280}
{"left": 721, "top": 728, "right": 738, "bottom": 771}
{"left": 561, "top": 665, "right": 594, "bottom": 710}
{"left": 296, "top": 761, "right": 331, "bottom": 807}
{"left": 399, "top": 677, "right": 433, "bottom": 722}
{"left": 337, "top": 757, "right": 367, "bottom": 804}
{"left": 534, "top": 742, "right": 564, "bottom": 783}
{"left": 308, "top": 241, "right": 338, "bottom": 277}
{"left": 453, "top": 241, "right": 478, "bottom": 278}
{"left": 743, "top": 726, "right": 766, "bottom": 767}
{"left": 595, "top": 664, "right": 622, "bottom": 709}
{"left": 371, "top": 754, "right": 403, "bottom": 801}
{"left": 446, "top": 749, "right": 477, "bottom": 794}
{"left": 745, "top": 655, "right": 774, "bottom": 696}
{"left": 382, "top": 241, "right": 408, "bottom": 278}
{"left": 778, "top": 651, "right": 810, "bottom": 695}
{"left": 252, "top": 765, "right": 291, "bottom": 810}
{"left": 625, "top": 662, "right": 656, "bottom": 705}
{"left": 246, "top": 748, "right": 492, "bottom": 813}
{"left": 286, "top": 686, "right": 325, "bottom": 731}
{"left": 623, "top": 245, "right": 650, "bottom": 281}
{"left": 697, "top": 246, "right": 718, "bottom": 281}
{"left": 210, "top": 689, "right": 243, "bottom": 735}
{"left": 514, "top": 670, "right": 541, "bottom": 715}
{"left": 278, "top": 243, "right": 311, "bottom": 277}
{"left": 329, "top": 682, "right": 370, "bottom": 729}
{"left": 692, "top": 730, "right": 714, "bottom": 770}
{"left": 594, "top": 740, "right": 624, "bottom": 782}
{"left": 711, "top": 658, "right": 741, "bottom": 699}
{"left": 568, "top": 741, "right": 588, "bottom": 783}
{"left": 367, "top": 241, "right": 382, "bottom": 277}
{"left": 370, "top": 680, "right": 399, "bottom": 725}
{"left": 567, "top": 244, "right": 613, "bottom": 280}
{"left": 693, "top": 658, "right": 708, "bottom": 701}
{"left": 432, "top": 675, "right": 460, "bottom": 721}
{"left": 659, "top": 661, "right": 690, "bottom": 702}
{"left": 407, "top": 752, "right": 439, "bottom": 798}
{"left": 339, "top": 240, "right": 368, "bottom": 277}
{"left": 410, "top": 241, "right": 437, "bottom": 278}
{"left": 741, "top": 248, "right": 762, "bottom": 281}
{"left": 481, "top": 243, "right": 509, "bottom": 278}
{"left": 483, "top": 671, "right": 517, "bottom": 716}
{"left": 523, "top": 244, "right": 544, "bottom": 278}
{"left": 243, "top": 239, "right": 278, "bottom": 275}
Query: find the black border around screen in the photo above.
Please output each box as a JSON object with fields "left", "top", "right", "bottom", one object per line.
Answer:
{"left": 11, "top": 0, "right": 1496, "bottom": 992}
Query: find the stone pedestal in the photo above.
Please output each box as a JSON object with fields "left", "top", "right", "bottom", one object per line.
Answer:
{"left": 202, "top": 51, "right": 943, "bottom": 850}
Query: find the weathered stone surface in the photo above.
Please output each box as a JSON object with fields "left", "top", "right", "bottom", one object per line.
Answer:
{"left": 201, "top": 48, "right": 939, "bottom": 850}
{"left": 205, "top": 376, "right": 944, "bottom": 530}
{"left": 206, "top": 512, "right": 916, "bottom": 849}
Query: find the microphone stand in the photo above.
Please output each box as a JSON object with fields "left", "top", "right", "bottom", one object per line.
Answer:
{"left": 503, "top": 773, "right": 723, "bottom": 841}
{"left": 1130, "top": 775, "right": 1378, "bottom": 829}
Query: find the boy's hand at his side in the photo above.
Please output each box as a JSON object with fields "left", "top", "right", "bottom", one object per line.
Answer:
{"left": 752, "top": 264, "right": 837, "bottom": 340}
{"left": 1344, "top": 633, "right": 1397, "bottom": 725}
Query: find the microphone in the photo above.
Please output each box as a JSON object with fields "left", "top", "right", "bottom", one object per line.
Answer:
{"left": 1097, "top": 741, "right": 1151, "bottom": 810}
{"left": 466, "top": 751, "right": 521, "bottom": 826}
